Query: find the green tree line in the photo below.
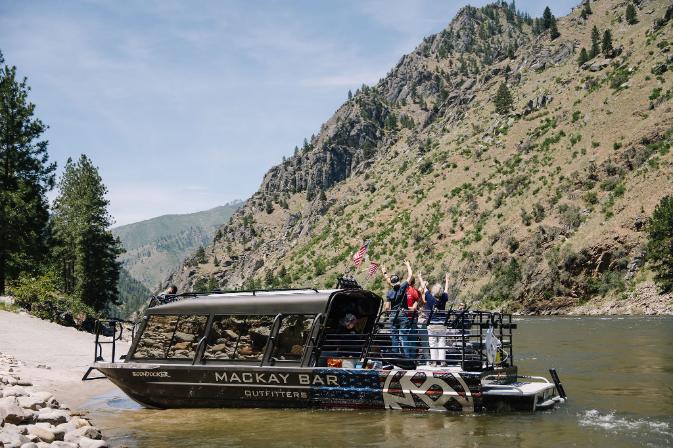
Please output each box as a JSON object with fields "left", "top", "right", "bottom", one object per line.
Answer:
{"left": 0, "top": 50, "right": 122, "bottom": 323}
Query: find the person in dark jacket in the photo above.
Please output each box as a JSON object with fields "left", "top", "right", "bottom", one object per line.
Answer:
{"left": 381, "top": 260, "right": 414, "bottom": 359}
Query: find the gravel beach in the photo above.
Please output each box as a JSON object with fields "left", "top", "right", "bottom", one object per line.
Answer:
{"left": 0, "top": 311, "right": 130, "bottom": 447}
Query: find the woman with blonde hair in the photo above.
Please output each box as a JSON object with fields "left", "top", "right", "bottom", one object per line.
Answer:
{"left": 418, "top": 273, "right": 450, "bottom": 366}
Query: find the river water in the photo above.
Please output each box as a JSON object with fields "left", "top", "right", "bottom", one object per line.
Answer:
{"left": 88, "top": 316, "right": 673, "bottom": 447}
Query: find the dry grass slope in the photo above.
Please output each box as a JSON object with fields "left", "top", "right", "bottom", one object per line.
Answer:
{"left": 169, "top": 0, "right": 673, "bottom": 314}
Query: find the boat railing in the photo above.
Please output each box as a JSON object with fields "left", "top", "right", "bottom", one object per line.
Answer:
{"left": 349, "top": 309, "right": 515, "bottom": 371}
{"left": 82, "top": 318, "right": 137, "bottom": 380}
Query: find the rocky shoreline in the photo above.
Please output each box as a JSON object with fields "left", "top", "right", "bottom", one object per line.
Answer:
{"left": 0, "top": 353, "right": 109, "bottom": 448}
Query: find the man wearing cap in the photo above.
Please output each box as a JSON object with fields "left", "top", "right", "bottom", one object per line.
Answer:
{"left": 380, "top": 260, "right": 414, "bottom": 360}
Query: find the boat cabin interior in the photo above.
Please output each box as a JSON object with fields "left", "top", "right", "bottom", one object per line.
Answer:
{"left": 126, "top": 288, "right": 517, "bottom": 372}
{"left": 128, "top": 288, "right": 382, "bottom": 367}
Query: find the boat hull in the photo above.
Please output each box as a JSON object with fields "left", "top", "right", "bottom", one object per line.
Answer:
{"left": 96, "top": 362, "right": 485, "bottom": 412}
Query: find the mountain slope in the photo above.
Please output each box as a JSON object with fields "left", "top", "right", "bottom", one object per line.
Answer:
{"left": 113, "top": 201, "right": 241, "bottom": 290}
{"left": 108, "top": 267, "right": 152, "bottom": 319}
{"left": 168, "top": 0, "right": 673, "bottom": 313}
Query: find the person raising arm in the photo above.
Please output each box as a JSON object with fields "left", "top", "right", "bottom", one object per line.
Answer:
{"left": 415, "top": 271, "right": 428, "bottom": 311}
{"left": 381, "top": 260, "right": 413, "bottom": 311}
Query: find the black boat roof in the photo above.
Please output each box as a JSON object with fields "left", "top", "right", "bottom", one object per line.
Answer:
{"left": 146, "top": 288, "right": 381, "bottom": 316}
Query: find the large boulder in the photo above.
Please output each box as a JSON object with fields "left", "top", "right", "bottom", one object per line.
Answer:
{"left": 0, "top": 430, "right": 30, "bottom": 447}
{"left": 17, "top": 397, "right": 46, "bottom": 411}
{"left": 522, "top": 94, "right": 553, "bottom": 116}
{"left": 50, "top": 426, "right": 66, "bottom": 442}
{"left": 78, "top": 438, "right": 108, "bottom": 448}
{"left": 0, "top": 397, "right": 26, "bottom": 424}
{"left": 26, "top": 427, "right": 54, "bottom": 444}
{"left": 20, "top": 443, "right": 40, "bottom": 448}
{"left": 35, "top": 409, "right": 68, "bottom": 425}
{"left": 73, "top": 427, "right": 101, "bottom": 440}
{"left": 28, "top": 393, "right": 52, "bottom": 405}
{"left": 1, "top": 386, "right": 26, "bottom": 398}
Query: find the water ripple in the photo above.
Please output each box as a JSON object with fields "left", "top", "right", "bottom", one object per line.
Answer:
{"left": 578, "top": 409, "right": 673, "bottom": 439}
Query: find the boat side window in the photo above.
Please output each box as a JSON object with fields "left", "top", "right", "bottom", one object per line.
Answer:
{"left": 166, "top": 315, "right": 208, "bottom": 360}
{"left": 272, "top": 315, "right": 315, "bottom": 361}
{"left": 204, "top": 315, "right": 274, "bottom": 361}
{"left": 132, "top": 314, "right": 207, "bottom": 360}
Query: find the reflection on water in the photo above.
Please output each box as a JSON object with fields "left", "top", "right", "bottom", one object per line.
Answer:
{"left": 89, "top": 316, "right": 673, "bottom": 448}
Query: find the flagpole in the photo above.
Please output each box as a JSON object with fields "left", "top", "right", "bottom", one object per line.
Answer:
{"left": 362, "top": 255, "right": 370, "bottom": 288}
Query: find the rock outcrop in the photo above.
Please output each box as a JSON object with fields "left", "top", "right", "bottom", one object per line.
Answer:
{"left": 167, "top": 0, "right": 673, "bottom": 315}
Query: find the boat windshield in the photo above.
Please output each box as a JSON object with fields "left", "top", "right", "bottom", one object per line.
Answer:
{"left": 132, "top": 314, "right": 208, "bottom": 361}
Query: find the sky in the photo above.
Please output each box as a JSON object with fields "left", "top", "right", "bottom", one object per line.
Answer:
{"left": 0, "top": 0, "right": 577, "bottom": 226}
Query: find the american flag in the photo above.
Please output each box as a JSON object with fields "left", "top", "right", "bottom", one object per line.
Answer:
{"left": 352, "top": 242, "right": 369, "bottom": 268}
{"left": 367, "top": 261, "right": 379, "bottom": 277}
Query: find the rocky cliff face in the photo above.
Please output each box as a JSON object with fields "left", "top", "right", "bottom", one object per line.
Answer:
{"left": 168, "top": 0, "right": 673, "bottom": 314}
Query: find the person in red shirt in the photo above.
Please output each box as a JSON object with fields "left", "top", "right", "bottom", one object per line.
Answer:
{"left": 406, "top": 276, "right": 422, "bottom": 310}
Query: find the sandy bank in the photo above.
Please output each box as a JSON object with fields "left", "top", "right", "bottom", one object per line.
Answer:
{"left": 0, "top": 311, "right": 128, "bottom": 409}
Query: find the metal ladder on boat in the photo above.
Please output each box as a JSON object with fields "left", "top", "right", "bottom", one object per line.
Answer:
{"left": 82, "top": 319, "right": 136, "bottom": 381}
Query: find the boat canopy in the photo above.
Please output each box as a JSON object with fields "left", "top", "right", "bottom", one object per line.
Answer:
{"left": 145, "top": 288, "right": 382, "bottom": 317}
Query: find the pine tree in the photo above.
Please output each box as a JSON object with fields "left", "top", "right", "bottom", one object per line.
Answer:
{"left": 0, "top": 52, "right": 56, "bottom": 294}
{"left": 580, "top": 2, "right": 592, "bottom": 20}
{"left": 194, "top": 246, "right": 207, "bottom": 264}
{"left": 494, "top": 82, "right": 513, "bottom": 115}
{"left": 542, "top": 6, "right": 554, "bottom": 30}
{"left": 347, "top": 90, "right": 353, "bottom": 100}
{"left": 647, "top": 196, "right": 673, "bottom": 292}
{"left": 602, "top": 29, "right": 613, "bottom": 56}
{"left": 550, "top": 18, "right": 560, "bottom": 40}
{"left": 51, "top": 155, "right": 122, "bottom": 311}
{"left": 625, "top": 3, "right": 638, "bottom": 25}
{"left": 578, "top": 47, "right": 589, "bottom": 66}
{"left": 590, "top": 26, "right": 601, "bottom": 58}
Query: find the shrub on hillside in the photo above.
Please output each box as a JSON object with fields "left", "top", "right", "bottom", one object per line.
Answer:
{"left": 8, "top": 272, "right": 96, "bottom": 325}
{"left": 478, "top": 258, "right": 522, "bottom": 304}
{"left": 558, "top": 204, "right": 583, "bottom": 231}
{"left": 646, "top": 196, "right": 673, "bottom": 292}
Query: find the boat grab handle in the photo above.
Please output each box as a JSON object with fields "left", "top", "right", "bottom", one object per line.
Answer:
{"left": 482, "top": 374, "right": 550, "bottom": 383}
{"left": 516, "top": 375, "right": 551, "bottom": 383}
